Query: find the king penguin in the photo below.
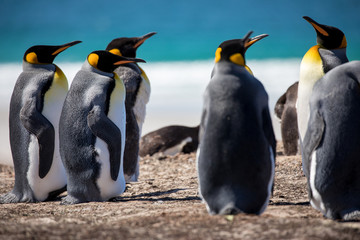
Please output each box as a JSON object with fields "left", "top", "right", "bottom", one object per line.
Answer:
{"left": 59, "top": 50, "right": 145, "bottom": 204}
{"left": 197, "top": 32, "right": 276, "bottom": 215}
{"left": 139, "top": 125, "right": 200, "bottom": 157}
{"left": 105, "top": 32, "right": 156, "bottom": 182}
{"left": 0, "top": 41, "right": 81, "bottom": 203}
{"left": 303, "top": 61, "right": 360, "bottom": 221}
{"left": 297, "top": 16, "right": 348, "bottom": 143}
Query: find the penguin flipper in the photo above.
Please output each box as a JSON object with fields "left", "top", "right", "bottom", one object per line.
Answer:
{"left": 302, "top": 110, "right": 324, "bottom": 178}
{"left": 262, "top": 107, "right": 277, "bottom": 194}
{"left": 87, "top": 106, "right": 122, "bottom": 181}
{"left": 20, "top": 99, "right": 55, "bottom": 179}
{"left": 274, "top": 92, "right": 286, "bottom": 120}
{"left": 262, "top": 107, "right": 276, "bottom": 158}
{"left": 199, "top": 91, "right": 209, "bottom": 143}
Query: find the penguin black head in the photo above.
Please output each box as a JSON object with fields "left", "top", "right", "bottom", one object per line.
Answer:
{"left": 87, "top": 50, "right": 146, "bottom": 73}
{"left": 303, "top": 16, "right": 347, "bottom": 49}
{"left": 23, "top": 41, "right": 82, "bottom": 64}
{"left": 215, "top": 31, "right": 268, "bottom": 66}
{"left": 105, "top": 32, "right": 157, "bottom": 58}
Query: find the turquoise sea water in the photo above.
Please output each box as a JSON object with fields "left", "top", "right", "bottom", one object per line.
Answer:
{"left": 1, "top": 0, "right": 360, "bottom": 63}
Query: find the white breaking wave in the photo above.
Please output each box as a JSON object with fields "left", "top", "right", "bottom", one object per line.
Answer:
{"left": 0, "top": 59, "right": 301, "bottom": 165}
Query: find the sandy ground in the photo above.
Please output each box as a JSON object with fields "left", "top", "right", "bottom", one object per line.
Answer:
{"left": 0, "top": 142, "right": 359, "bottom": 240}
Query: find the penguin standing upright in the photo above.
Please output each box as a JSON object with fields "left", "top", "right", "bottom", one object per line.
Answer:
{"left": 59, "top": 50, "right": 145, "bottom": 204}
{"left": 197, "top": 32, "right": 276, "bottom": 215}
{"left": 303, "top": 61, "right": 360, "bottom": 221}
{"left": 0, "top": 41, "right": 81, "bottom": 203}
{"left": 105, "top": 32, "right": 156, "bottom": 182}
{"left": 297, "top": 16, "right": 348, "bottom": 143}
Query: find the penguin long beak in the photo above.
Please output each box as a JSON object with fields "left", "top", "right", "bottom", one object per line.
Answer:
{"left": 245, "top": 34, "right": 269, "bottom": 49}
{"left": 134, "top": 32, "right": 157, "bottom": 48}
{"left": 52, "top": 40, "right": 82, "bottom": 56}
{"left": 303, "top": 16, "right": 329, "bottom": 37}
{"left": 114, "top": 57, "right": 146, "bottom": 65}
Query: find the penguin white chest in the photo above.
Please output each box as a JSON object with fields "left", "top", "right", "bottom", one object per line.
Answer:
{"left": 298, "top": 46, "right": 324, "bottom": 141}
{"left": 27, "top": 71, "right": 68, "bottom": 201}
{"left": 309, "top": 151, "right": 325, "bottom": 213}
{"left": 95, "top": 76, "right": 126, "bottom": 200}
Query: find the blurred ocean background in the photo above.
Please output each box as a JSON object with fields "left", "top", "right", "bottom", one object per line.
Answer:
{"left": 0, "top": 0, "right": 360, "bottom": 165}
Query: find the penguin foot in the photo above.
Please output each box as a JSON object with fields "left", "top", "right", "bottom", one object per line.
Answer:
{"left": 125, "top": 173, "right": 138, "bottom": 183}
{"left": 125, "top": 161, "right": 140, "bottom": 183}
{"left": 218, "top": 203, "right": 243, "bottom": 216}
{"left": 46, "top": 186, "right": 67, "bottom": 201}
{"left": 0, "top": 192, "right": 36, "bottom": 204}
{"left": 60, "top": 195, "right": 84, "bottom": 205}
{"left": 342, "top": 210, "right": 360, "bottom": 222}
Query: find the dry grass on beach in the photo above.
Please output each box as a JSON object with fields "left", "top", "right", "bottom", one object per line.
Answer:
{"left": 0, "top": 142, "right": 359, "bottom": 239}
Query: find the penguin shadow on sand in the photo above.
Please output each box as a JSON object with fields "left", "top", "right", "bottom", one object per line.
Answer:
{"left": 139, "top": 125, "right": 200, "bottom": 157}
{"left": 109, "top": 124, "right": 201, "bottom": 203}
{"left": 111, "top": 188, "right": 201, "bottom": 203}
{"left": 274, "top": 81, "right": 299, "bottom": 156}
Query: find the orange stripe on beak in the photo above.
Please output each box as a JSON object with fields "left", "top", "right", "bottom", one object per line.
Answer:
{"left": 114, "top": 60, "right": 135, "bottom": 65}
{"left": 310, "top": 22, "right": 329, "bottom": 37}
{"left": 134, "top": 38, "right": 147, "bottom": 48}
{"left": 245, "top": 39, "right": 257, "bottom": 48}
{"left": 52, "top": 46, "right": 71, "bottom": 56}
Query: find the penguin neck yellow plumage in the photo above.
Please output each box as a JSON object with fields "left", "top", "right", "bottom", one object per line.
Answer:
{"left": 53, "top": 65, "right": 68, "bottom": 90}
{"left": 297, "top": 45, "right": 324, "bottom": 142}
{"left": 43, "top": 65, "right": 68, "bottom": 109}
{"left": 215, "top": 59, "right": 253, "bottom": 75}
{"left": 110, "top": 73, "right": 126, "bottom": 106}
{"left": 299, "top": 45, "right": 324, "bottom": 87}
{"left": 215, "top": 48, "right": 253, "bottom": 75}
{"left": 245, "top": 65, "right": 253, "bottom": 75}
{"left": 138, "top": 66, "right": 151, "bottom": 86}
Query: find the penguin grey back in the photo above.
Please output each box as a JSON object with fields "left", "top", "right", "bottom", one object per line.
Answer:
{"left": 198, "top": 61, "right": 276, "bottom": 215}
{"left": 303, "top": 61, "right": 360, "bottom": 221}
